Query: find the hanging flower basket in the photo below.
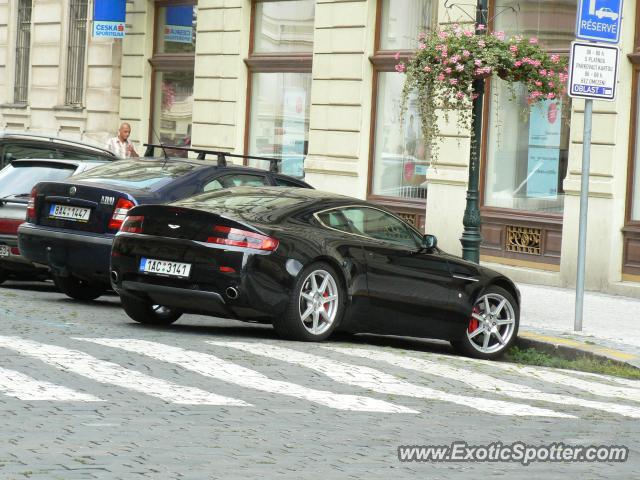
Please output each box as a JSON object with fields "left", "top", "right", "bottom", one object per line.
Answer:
{"left": 395, "top": 25, "right": 569, "bottom": 162}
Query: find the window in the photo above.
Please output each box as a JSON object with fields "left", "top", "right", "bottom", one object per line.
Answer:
{"left": 65, "top": 0, "right": 89, "bottom": 106}
{"left": 220, "top": 174, "right": 267, "bottom": 187}
{"left": 14, "top": 0, "right": 32, "bottom": 104}
{"left": 484, "top": 82, "right": 570, "bottom": 214}
{"left": 317, "top": 207, "right": 421, "bottom": 248}
{"left": 369, "top": 0, "right": 434, "bottom": 205}
{"left": 245, "top": 0, "right": 315, "bottom": 178}
{"left": 3, "top": 144, "right": 59, "bottom": 161}
{"left": 0, "top": 162, "right": 77, "bottom": 198}
{"left": 483, "top": 0, "right": 575, "bottom": 215}
{"left": 274, "top": 176, "right": 305, "bottom": 187}
{"left": 150, "top": 2, "right": 197, "bottom": 152}
{"left": 631, "top": 81, "right": 640, "bottom": 222}
{"left": 623, "top": 20, "right": 640, "bottom": 277}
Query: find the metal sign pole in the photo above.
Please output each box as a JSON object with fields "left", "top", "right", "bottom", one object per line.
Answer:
{"left": 574, "top": 98, "right": 593, "bottom": 331}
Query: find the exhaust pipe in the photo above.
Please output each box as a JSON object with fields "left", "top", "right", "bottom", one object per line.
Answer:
{"left": 226, "top": 287, "right": 239, "bottom": 300}
{"left": 110, "top": 270, "right": 119, "bottom": 283}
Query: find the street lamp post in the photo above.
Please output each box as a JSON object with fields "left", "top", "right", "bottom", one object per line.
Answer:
{"left": 460, "top": 0, "right": 488, "bottom": 264}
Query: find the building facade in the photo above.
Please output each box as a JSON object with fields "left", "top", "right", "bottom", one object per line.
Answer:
{"left": 0, "top": 0, "right": 122, "bottom": 144}
{"left": 1, "top": 0, "right": 639, "bottom": 298}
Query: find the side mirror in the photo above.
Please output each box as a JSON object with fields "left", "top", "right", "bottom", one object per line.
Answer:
{"left": 422, "top": 234, "right": 437, "bottom": 250}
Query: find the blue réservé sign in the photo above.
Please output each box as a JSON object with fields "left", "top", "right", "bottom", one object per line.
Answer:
{"left": 576, "top": 0, "right": 623, "bottom": 44}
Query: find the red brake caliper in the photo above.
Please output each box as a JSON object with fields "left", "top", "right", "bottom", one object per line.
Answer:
{"left": 323, "top": 289, "right": 329, "bottom": 311}
{"left": 468, "top": 306, "right": 480, "bottom": 333}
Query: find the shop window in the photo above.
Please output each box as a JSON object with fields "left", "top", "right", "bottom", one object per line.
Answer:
{"left": 483, "top": 0, "right": 575, "bottom": 216}
{"left": 245, "top": 0, "right": 315, "bottom": 178}
{"left": 484, "top": 82, "right": 570, "bottom": 214}
{"left": 369, "top": 0, "right": 434, "bottom": 208}
{"left": 149, "top": 2, "right": 196, "bottom": 152}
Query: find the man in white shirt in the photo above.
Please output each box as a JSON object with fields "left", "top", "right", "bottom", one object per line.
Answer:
{"left": 106, "top": 123, "right": 139, "bottom": 159}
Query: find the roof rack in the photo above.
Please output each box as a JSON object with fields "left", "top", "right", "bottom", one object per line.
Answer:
{"left": 142, "top": 144, "right": 284, "bottom": 173}
{"left": 0, "top": 132, "right": 116, "bottom": 157}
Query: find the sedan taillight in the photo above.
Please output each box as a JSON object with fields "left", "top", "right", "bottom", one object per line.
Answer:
{"left": 119, "top": 215, "right": 144, "bottom": 234}
{"left": 109, "top": 198, "right": 136, "bottom": 231}
{"left": 26, "top": 187, "right": 37, "bottom": 221}
{"left": 207, "top": 225, "right": 279, "bottom": 251}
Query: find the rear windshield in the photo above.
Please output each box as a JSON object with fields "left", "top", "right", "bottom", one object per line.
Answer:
{"left": 179, "top": 189, "right": 308, "bottom": 217}
{"left": 0, "top": 162, "right": 77, "bottom": 198}
{"left": 72, "top": 160, "right": 197, "bottom": 190}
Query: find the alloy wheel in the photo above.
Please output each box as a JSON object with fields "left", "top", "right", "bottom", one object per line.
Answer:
{"left": 298, "top": 269, "right": 339, "bottom": 336}
{"left": 466, "top": 293, "right": 516, "bottom": 355}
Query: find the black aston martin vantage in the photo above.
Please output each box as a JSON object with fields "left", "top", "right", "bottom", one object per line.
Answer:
{"left": 110, "top": 187, "right": 521, "bottom": 359}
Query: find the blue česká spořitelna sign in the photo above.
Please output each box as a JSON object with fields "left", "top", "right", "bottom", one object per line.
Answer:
{"left": 93, "top": 0, "right": 126, "bottom": 38}
{"left": 576, "top": 0, "right": 623, "bottom": 44}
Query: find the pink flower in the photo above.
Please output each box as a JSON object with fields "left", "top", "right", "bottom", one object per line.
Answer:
{"left": 539, "top": 69, "right": 547, "bottom": 76}
{"left": 394, "top": 52, "right": 400, "bottom": 61}
{"left": 445, "top": 67, "right": 452, "bottom": 74}
{"left": 438, "top": 31, "right": 449, "bottom": 40}
{"left": 478, "top": 39, "right": 486, "bottom": 48}
{"left": 551, "top": 55, "right": 560, "bottom": 63}
{"left": 477, "top": 24, "right": 486, "bottom": 31}
{"left": 455, "top": 64, "right": 464, "bottom": 72}
{"left": 450, "top": 78, "right": 458, "bottom": 85}
{"left": 491, "top": 31, "right": 505, "bottom": 40}
{"left": 514, "top": 60, "right": 522, "bottom": 67}
{"left": 463, "top": 50, "right": 471, "bottom": 57}
{"left": 509, "top": 45, "right": 518, "bottom": 53}
{"left": 437, "top": 73, "right": 446, "bottom": 81}
{"left": 456, "top": 91, "right": 465, "bottom": 99}
{"left": 529, "top": 37, "right": 538, "bottom": 44}
{"left": 472, "top": 93, "right": 480, "bottom": 100}
{"left": 450, "top": 55, "right": 460, "bottom": 63}
{"left": 548, "top": 81, "right": 554, "bottom": 88}
{"left": 534, "top": 81, "right": 542, "bottom": 87}
{"left": 424, "top": 66, "right": 432, "bottom": 72}
{"left": 474, "top": 59, "right": 483, "bottom": 67}
{"left": 418, "top": 43, "right": 426, "bottom": 50}
{"left": 547, "top": 93, "right": 555, "bottom": 99}
{"left": 463, "top": 30, "right": 473, "bottom": 37}
{"left": 395, "top": 63, "right": 405, "bottom": 73}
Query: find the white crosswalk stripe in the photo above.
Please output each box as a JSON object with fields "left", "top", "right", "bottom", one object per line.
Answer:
{"left": 485, "top": 361, "right": 640, "bottom": 403}
{"left": 0, "top": 336, "right": 249, "bottom": 406}
{"left": 208, "top": 341, "right": 573, "bottom": 418}
{"left": 323, "top": 346, "right": 640, "bottom": 418}
{"left": 0, "top": 366, "right": 101, "bottom": 402}
{"left": 78, "top": 338, "right": 418, "bottom": 414}
{"left": 568, "top": 370, "right": 640, "bottom": 390}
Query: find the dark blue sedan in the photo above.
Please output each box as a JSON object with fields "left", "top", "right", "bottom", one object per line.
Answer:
{"left": 18, "top": 152, "right": 312, "bottom": 300}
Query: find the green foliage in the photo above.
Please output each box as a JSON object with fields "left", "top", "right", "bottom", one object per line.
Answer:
{"left": 504, "top": 346, "right": 640, "bottom": 380}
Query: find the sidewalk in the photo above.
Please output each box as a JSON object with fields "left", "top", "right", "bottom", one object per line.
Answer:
{"left": 516, "top": 282, "right": 640, "bottom": 368}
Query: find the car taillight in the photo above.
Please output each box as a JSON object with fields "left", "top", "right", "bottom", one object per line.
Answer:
{"left": 108, "top": 198, "right": 136, "bottom": 231}
{"left": 207, "top": 225, "right": 279, "bottom": 251}
{"left": 26, "top": 187, "right": 36, "bottom": 221}
{"left": 119, "top": 215, "right": 144, "bottom": 234}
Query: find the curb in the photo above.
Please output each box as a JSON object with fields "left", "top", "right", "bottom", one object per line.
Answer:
{"left": 516, "top": 331, "right": 640, "bottom": 370}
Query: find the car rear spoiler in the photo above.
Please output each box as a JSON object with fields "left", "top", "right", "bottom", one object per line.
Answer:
{"left": 142, "top": 144, "right": 284, "bottom": 173}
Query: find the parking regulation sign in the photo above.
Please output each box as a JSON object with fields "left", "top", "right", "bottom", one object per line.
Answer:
{"left": 576, "top": 0, "right": 623, "bottom": 44}
{"left": 568, "top": 42, "right": 619, "bottom": 101}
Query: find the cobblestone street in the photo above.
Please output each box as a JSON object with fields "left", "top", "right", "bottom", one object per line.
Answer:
{"left": 0, "top": 281, "right": 639, "bottom": 479}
